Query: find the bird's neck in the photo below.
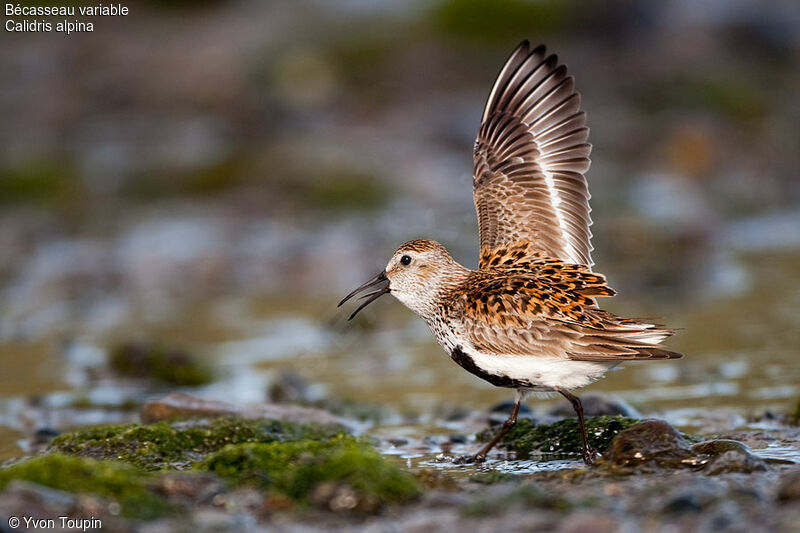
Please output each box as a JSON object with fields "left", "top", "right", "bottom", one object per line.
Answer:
{"left": 398, "top": 262, "right": 471, "bottom": 322}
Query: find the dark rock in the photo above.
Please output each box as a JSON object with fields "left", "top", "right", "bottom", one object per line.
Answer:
{"left": 32, "top": 427, "right": 60, "bottom": 446}
{"left": 602, "top": 419, "right": 695, "bottom": 471}
{"left": 388, "top": 438, "right": 409, "bottom": 447}
{"left": 704, "top": 450, "right": 768, "bottom": 475}
{"left": 691, "top": 439, "right": 752, "bottom": 455}
{"left": 547, "top": 393, "right": 641, "bottom": 419}
{"left": 692, "top": 439, "right": 768, "bottom": 474}
{"left": 604, "top": 426, "right": 771, "bottom": 475}
{"left": 777, "top": 470, "right": 800, "bottom": 501}
{"left": 662, "top": 493, "right": 705, "bottom": 513}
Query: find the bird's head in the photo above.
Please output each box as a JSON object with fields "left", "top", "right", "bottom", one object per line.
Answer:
{"left": 338, "top": 239, "right": 466, "bottom": 320}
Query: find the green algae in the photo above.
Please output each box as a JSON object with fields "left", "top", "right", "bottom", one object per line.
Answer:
{"left": 477, "top": 416, "right": 638, "bottom": 458}
{"left": 50, "top": 417, "right": 347, "bottom": 471}
{"left": 200, "top": 436, "right": 420, "bottom": 506}
{"left": 109, "top": 342, "right": 214, "bottom": 386}
{"left": 0, "top": 454, "right": 172, "bottom": 519}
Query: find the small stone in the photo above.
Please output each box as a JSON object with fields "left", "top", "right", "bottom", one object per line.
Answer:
{"left": 660, "top": 482, "right": 718, "bottom": 514}
{"left": 692, "top": 439, "right": 752, "bottom": 455}
{"left": 662, "top": 493, "right": 703, "bottom": 513}
{"left": 603, "top": 419, "right": 694, "bottom": 470}
{"left": 329, "top": 486, "right": 359, "bottom": 512}
{"left": 691, "top": 440, "right": 768, "bottom": 474}
{"left": 704, "top": 450, "right": 768, "bottom": 475}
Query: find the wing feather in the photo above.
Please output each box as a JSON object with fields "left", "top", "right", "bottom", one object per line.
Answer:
{"left": 474, "top": 42, "right": 593, "bottom": 268}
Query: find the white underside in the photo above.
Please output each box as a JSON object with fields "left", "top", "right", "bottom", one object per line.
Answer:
{"left": 466, "top": 349, "right": 617, "bottom": 392}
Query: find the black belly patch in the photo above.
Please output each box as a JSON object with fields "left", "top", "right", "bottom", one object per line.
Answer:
{"left": 450, "top": 345, "right": 529, "bottom": 388}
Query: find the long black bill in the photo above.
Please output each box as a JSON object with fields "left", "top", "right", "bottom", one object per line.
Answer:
{"left": 338, "top": 271, "right": 389, "bottom": 321}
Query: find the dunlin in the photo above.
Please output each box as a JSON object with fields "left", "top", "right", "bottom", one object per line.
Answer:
{"left": 339, "top": 42, "right": 683, "bottom": 465}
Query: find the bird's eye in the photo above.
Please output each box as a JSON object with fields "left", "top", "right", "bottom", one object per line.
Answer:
{"left": 400, "top": 255, "right": 412, "bottom": 266}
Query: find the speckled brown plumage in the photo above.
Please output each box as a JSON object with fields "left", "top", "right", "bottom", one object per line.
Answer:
{"left": 440, "top": 259, "right": 678, "bottom": 362}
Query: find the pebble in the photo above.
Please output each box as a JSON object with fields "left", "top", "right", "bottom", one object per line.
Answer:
{"left": 603, "top": 419, "right": 695, "bottom": 470}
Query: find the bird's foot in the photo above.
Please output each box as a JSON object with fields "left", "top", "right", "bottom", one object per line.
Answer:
{"left": 582, "top": 444, "right": 599, "bottom": 466}
{"left": 452, "top": 453, "right": 484, "bottom": 465}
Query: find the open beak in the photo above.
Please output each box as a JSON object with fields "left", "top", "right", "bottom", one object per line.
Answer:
{"left": 338, "top": 271, "right": 390, "bottom": 320}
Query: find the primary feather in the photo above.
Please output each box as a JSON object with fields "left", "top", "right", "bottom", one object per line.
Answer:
{"left": 474, "top": 41, "right": 593, "bottom": 269}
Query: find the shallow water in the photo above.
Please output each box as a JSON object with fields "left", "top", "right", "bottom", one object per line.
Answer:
{"left": 0, "top": 252, "right": 798, "bottom": 466}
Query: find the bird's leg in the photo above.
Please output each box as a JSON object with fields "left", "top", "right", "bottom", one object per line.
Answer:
{"left": 473, "top": 391, "right": 522, "bottom": 463}
{"left": 555, "top": 387, "right": 598, "bottom": 465}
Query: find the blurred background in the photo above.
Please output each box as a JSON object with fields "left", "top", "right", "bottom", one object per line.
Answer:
{"left": 1, "top": 0, "right": 799, "bottom": 459}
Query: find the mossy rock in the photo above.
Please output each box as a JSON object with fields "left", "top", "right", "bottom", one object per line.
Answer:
{"left": 109, "top": 341, "right": 213, "bottom": 386}
{"left": 50, "top": 418, "right": 347, "bottom": 471}
{"left": 791, "top": 396, "right": 800, "bottom": 426}
{"left": 477, "top": 416, "right": 638, "bottom": 458}
{"left": 200, "top": 435, "right": 420, "bottom": 507}
{"left": 0, "top": 454, "right": 172, "bottom": 519}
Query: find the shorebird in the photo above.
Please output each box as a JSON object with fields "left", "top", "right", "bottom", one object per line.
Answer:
{"left": 339, "top": 42, "right": 683, "bottom": 465}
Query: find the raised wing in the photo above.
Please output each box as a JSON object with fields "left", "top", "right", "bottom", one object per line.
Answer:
{"left": 448, "top": 266, "right": 681, "bottom": 361}
{"left": 474, "top": 42, "right": 593, "bottom": 269}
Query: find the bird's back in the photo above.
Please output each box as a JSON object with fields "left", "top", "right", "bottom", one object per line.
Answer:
{"left": 440, "top": 259, "right": 683, "bottom": 362}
